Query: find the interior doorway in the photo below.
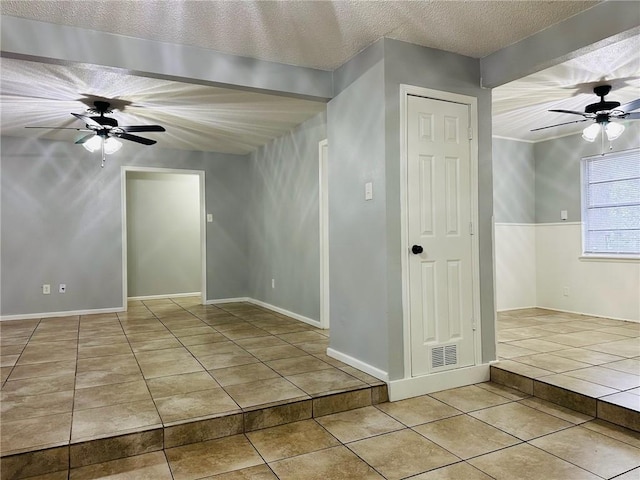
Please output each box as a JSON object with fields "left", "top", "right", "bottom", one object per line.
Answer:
{"left": 122, "top": 167, "right": 206, "bottom": 307}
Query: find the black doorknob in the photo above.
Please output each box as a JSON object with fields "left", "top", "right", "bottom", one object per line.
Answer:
{"left": 411, "top": 245, "right": 424, "bottom": 255}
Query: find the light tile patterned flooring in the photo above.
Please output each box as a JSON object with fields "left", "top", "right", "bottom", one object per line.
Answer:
{"left": 1, "top": 301, "right": 639, "bottom": 479}
{"left": 496, "top": 308, "right": 640, "bottom": 414}
{"left": 1, "top": 298, "right": 385, "bottom": 458}
{"left": 8, "top": 384, "right": 640, "bottom": 479}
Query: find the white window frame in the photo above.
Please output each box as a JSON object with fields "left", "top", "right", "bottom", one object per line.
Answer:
{"left": 580, "top": 148, "right": 640, "bottom": 260}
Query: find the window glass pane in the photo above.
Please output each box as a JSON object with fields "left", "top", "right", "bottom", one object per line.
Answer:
{"left": 582, "top": 149, "right": 640, "bottom": 256}
{"left": 587, "top": 152, "right": 640, "bottom": 183}
{"left": 585, "top": 229, "right": 640, "bottom": 254}
{"left": 587, "top": 178, "right": 640, "bottom": 207}
{"left": 586, "top": 205, "right": 640, "bottom": 231}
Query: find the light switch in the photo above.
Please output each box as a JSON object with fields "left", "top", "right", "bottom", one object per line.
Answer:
{"left": 560, "top": 210, "right": 568, "bottom": 221}
{"left": 365, "top": 182, "right": 373, "bottom": 201}
{"left": 207, "top": 214, "right": 213, "bottom": 223}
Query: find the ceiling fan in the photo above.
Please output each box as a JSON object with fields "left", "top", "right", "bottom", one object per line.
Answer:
{"left": 26, "top": 101, "right": 166, "bottom": 166}
{"left": 531, "top": 85, "right": 640, "bottom": 145}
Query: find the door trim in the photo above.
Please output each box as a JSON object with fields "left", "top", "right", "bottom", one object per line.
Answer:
{"left": 399, "top": 85, "right": 482, "bottom": 379}
{"left": 319, "top": 139, "right": 330, "bottom": 329}
{"left": 121, "top": 166, "right": 207, "bottom": 309}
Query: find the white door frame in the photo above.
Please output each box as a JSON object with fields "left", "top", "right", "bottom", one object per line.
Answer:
{"left": 399, "top": 85, "right": 482, "bottom": 379}
{"left": 319, "top": 139, "right": 330, "bottom": 329}
{"left": 121, "top": 166, "right": 207, "bottom": 309}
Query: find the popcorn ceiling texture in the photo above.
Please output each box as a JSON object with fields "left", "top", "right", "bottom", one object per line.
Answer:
{"left": 4, "top": 1, "right": 636, "bottom": 147}
{"left": 1, "top": 0, "right": 597, "bottom": 70}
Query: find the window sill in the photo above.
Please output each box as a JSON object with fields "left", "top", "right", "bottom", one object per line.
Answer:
{"left": 579, "top": 255, "right": 640, "bottom": 263}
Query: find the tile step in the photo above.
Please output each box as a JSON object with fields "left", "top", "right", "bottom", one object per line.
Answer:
{"left": 490, "top": 364, "right": 639, "bottom": 432}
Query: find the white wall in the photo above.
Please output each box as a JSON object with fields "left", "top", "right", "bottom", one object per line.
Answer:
{"left": 494, "top": 222, "right": 640, "bottom": 322}
{"left": 536, "top": 223, "right": 640, "bottom": 322}
{"left": 494, "top": 224, "right": 537, "bottom": 310}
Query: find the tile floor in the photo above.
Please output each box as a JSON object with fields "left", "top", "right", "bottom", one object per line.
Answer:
{"left": 1, "top": 299, "right": 385, "bottom": 460}
{"left": 7, "top": 383, "right": 640, "bottom": 479}
{"left": 495, "top": 308, "right": 640, "bottom": 422}
{"left": 1, "top": 302, "right": 639, "bottom": 479}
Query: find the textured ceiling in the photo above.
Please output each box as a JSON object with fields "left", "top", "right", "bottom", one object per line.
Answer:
{"left": 3, "top": 0, "right": 634, "bottom": 153}
{"left": 0, "top": 57, "right": 325, "bottom": 154}
{"left": 1, "top": 0, "right": 597, "bottom": 70}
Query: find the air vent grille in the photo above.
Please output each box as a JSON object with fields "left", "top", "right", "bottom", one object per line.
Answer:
{"left": 431, "top": 344, "right": 458, "bottom": 369}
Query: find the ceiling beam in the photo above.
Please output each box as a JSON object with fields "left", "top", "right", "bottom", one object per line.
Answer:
{"left": 0, "top": 16, "right": 333, "bottom": 102}
{"left": 480, "top": 1, "right": 640, "bottom": 89}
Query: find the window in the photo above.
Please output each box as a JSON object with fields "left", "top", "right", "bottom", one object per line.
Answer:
{"left": 581, "top": 148, "right": 640, "bottom": 257}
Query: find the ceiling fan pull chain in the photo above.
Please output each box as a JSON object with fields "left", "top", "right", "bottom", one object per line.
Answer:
{"left": 101, "top": 140, "right": 106, "bottom": 168}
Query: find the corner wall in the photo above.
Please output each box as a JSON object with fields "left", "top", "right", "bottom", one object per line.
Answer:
{"left": 247, "top": 112, "right": 327, "bottom": 322}
{"left": 533, "top": 123, "right": 640, "bottom": 321}
{"left": 327, "top": 38, "right": 495, "bottom": 381}
{"left": 492, "top": 124, "right": 640, "bottom": 321}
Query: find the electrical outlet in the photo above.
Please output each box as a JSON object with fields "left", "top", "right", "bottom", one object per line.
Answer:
{"left": 59, "top": 284, "right": 66, "bottom": 294}
{"left": 271, "top": 279, "right": 275, "bottom": 289}
{"left": 42, "top": 284, "right": 50, "bottom": 295}
{"left": 563, "top": 286, "right": 569, "bottom": 297}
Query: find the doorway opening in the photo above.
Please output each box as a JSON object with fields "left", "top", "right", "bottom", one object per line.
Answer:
{"left": 122, "top": 167, "right": 206, "bottom": 308}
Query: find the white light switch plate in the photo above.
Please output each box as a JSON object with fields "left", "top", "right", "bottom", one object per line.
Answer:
{"left": 365, "top": 182, "right": 373, "bottom": 200}
{"left": 207, "top": 214, "right": 213, "bottom": 222}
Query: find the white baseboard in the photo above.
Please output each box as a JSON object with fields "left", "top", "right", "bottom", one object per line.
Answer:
{"left": 497, "top": 306, "right": 539, "bottom": 312}
{"left": 534, "top": 306, "right": 640, "bottom": 324}
{"left": 327, "top": 347, "right": 389, "bottom": 382}
{"left": 388, "top": 364, "right": 490, "bottom": 401}
{"left": 205, "top": 297, "right": 250, "bottom": 305}
{"left": 247, "top": 298, "right": 321, "bottom": 329}
{"left": 0, "top": 306, "right": 125, "bottom": 322}
{"left": 204, "top": 297, "right": 322, "bottom": 328}
{"left": 128, "top": 292, "right": 201, "bottom": 301}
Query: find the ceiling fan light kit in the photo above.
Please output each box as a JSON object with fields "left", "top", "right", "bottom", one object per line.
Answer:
{"left": 26, "top": 100, "right": 166, "bottom": 167}
{"left": 581, "top": 121, "right": 625, "bottom": 143}
{"left": 82, "top": 136, "right": 123, "bottom": 154}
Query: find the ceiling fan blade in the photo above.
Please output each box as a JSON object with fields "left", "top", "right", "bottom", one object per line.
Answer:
{"left": 25, "top": 126, "right": 91, "bottom": 131}
{"left": 618, "top": 98, "right": 640, "bottom": 113}
{"left": 549, "top": 109, "right": 588, "bottom": 116}
{"left": 531, "top": 119, "right": 590, "bottom": 132}
{"left": 624, "top": 112, "right": 640, "bottom": 120}
{"left": 118, "top": 125, "right": 166, "bottom": 133}
{"left": 71, "top": 112, "right": 102, "bottom": 128}
{"left": 115, "top": 132, "right": 157, "bottom": 145}
{"left": 75, "top": 133, "right": 96, "bottom": 144}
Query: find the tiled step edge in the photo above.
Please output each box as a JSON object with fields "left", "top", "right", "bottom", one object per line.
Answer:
{"left": 1, "top": 384, "right": 388, "bottom": 480}
{"left": 490, "top": 365, "right": 639, "bottom": 432}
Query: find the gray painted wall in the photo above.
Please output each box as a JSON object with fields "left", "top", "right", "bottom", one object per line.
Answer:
{"left": 328, "top": 38, "right": 495, "bottom": 379}
{"left": 0, "top": 135, "right": 249, "bottom": 316}
{"left": 126, "top": 172, "right": 201, "bottom": 297}
{"left": 534, "top": 122, "right": 640, "bottom": 224}
{"left": 247, "top": 112, "right": 327, "bottom": 320}
{"left": 328, "top": 55, "right": 389, "bottom": 373}
{"left": 492, "top": 138, "right": 535, "bottom": 224}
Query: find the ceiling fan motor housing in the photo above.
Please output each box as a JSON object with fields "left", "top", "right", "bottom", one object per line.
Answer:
{"left": 90, "top": 116, "right": 118, "bottom": 127}
{"left": 586, "top": 100, "right": 621, "bottom": 114}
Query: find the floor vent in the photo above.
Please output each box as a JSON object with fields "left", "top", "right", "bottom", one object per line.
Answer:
{"left": 431, "top": 344, "right": 458, "bottom": 368}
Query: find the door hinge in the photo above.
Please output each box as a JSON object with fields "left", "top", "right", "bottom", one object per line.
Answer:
{"left": 472, "top": 319, "right": 477, "bottom": 331}
{"left": 469, "top": 222, "right": 474, "bottom": 235}
{"left": 468, "top": 127, "right": 473, "bottom": 140}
